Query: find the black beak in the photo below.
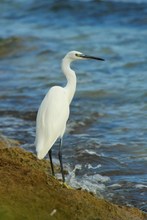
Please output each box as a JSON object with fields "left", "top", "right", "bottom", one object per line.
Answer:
{"left": 80, "top": 54, "right": 105, "bottom": 61}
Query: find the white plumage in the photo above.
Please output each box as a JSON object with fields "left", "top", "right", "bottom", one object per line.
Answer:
{"left": 35, "top": 50, "right": 104, "bottom": 182}
{"left": 36, "top": 86, "right": 69, "bottom": 159}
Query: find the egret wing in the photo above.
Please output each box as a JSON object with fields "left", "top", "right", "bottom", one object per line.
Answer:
{"left": 36, "top": 86, "right": 69, "bottom": 159}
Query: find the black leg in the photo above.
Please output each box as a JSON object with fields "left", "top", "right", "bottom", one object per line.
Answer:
{"left": 48, "top": 149, "right": 55, "bottom": 176}
{"left": 58, "top": 138, "right": 65, "bottom": 182}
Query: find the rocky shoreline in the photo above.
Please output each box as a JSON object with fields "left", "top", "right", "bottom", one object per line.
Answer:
{"left": 0, "top": 135, "right": 146, "bottom": 220}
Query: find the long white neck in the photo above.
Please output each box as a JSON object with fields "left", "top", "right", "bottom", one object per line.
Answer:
{"left": 61, "top": 57, "right": 77, "bottom": 104}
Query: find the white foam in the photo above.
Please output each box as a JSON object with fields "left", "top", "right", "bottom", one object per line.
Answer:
{"left": 108, "top": 183, "right": 122, "bottom": 188}
{"left": 87, "top": 164, "right": 101, "bottom": 169}
{"left": 85, "top": 149, "right": 100, "bottom": 156}
{"left": 135, "top": 184, "right": 147, "bottom": 189}
{"left": 66, "top": 165, "right": 110, "bottom": 195}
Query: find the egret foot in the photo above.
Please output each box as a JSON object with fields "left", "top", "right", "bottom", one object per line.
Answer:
{"left": 60, "top": 181, "right": 74, "bottom": 189}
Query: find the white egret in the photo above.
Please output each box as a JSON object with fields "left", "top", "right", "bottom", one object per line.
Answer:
{"left": 35, "top": 51, "right": 104, "bottom": 182}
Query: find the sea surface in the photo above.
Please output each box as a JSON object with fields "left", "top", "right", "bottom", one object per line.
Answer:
{"left": 0, "top": 0, "right": 147, "bottom": 212}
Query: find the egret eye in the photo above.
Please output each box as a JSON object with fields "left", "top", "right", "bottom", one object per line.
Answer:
{"left": 75, "top": 53, "right": 81, "bottom": 57}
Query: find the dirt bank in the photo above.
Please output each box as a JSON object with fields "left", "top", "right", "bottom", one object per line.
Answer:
{"left": 0, "top": 136, "right": 146, "bottom": 220}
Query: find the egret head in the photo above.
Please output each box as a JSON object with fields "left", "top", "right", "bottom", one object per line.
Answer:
{"left": 65, "top": 51, "right": 104, "bottom": 62}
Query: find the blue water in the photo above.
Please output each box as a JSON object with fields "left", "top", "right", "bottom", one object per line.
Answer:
{"left": 0, "top": 0, "right": 147, "bottom": 212}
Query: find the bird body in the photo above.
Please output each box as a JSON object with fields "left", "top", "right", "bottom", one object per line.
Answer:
{"left": 35, "top": 50, "right": 104, "bottom": 181}
{"left": 36, "top": 52, "right": 78, "bottom": 160}
{"left": 36, "top": 86, "right": 70, "bottom": 159}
